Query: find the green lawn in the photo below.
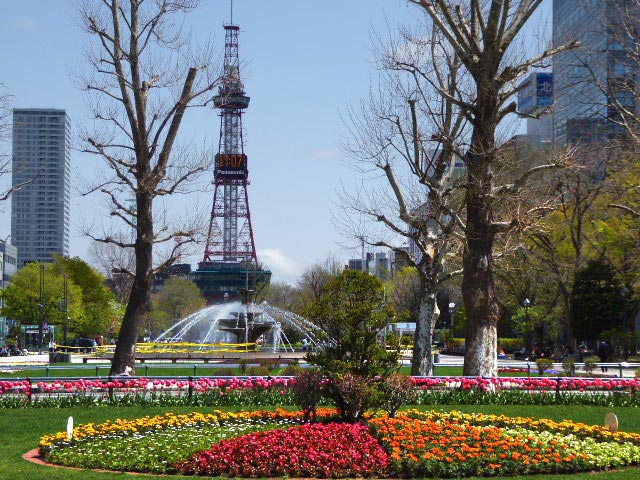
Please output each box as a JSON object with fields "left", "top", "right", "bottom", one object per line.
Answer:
{"left": 2, "top": 404, "right": 640, "bottom": 479}
{"left": 0, "top": 364, "right": 249, "bottom": 378}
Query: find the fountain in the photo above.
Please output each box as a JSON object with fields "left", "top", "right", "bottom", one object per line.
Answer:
{"left": 155, "top": 289, "right": 326, "bottom": 353}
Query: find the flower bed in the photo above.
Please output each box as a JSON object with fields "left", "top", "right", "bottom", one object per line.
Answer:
{"left": 175, "top": 422, "right": 389, "bottom": 478}
{"left": 39, "top": 408, "right": 640, "bottom": 477}
{"left": 3, "top": 375, "right": 640, "bottom": 409}
{"left": 369, "top": 410, "right": 640, "bottom": 477}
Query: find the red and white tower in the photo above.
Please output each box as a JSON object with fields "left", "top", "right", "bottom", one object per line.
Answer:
{"left": 203, "top": 23, "right": 257, "bottom": 267}
{"left": 194, "top": 16, "right": 270, "bottom": 304}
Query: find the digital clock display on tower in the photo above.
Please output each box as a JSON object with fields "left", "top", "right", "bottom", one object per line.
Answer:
{"left": 214, "top": 153, "right": 247, "bottom": 177}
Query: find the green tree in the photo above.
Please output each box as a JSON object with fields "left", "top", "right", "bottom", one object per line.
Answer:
{"left": 0, "top": 263, "right": 82, "bottom": 338}
{"left": 1, "top": 258, "right": 121, "bottom": 341}
{"left": 305, "top": 270, "right": 397, "bottom": 378}
{"left": 51, "top": 255, "right": 121, "bottom": 338}
{"left": 304, "top": 270, "right": 399, "bottom": 421}
{"left": 571, "top": 260, "right": 625, "bottom": 343}
{"left": 149, "top": 278, "right": 206, "bottom": 339}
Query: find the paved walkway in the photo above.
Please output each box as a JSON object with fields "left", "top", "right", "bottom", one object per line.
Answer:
{"left": 0, "top": 352, "right": 84, "bottom": 364}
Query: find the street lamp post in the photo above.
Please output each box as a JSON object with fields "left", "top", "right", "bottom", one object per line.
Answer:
{"left": 523, "top": 298, "right": 531, "bottom": 349}
{"left": 38, "top": 264, "right": 46, "bottom": 354}
{"left": 62, "top": 274, "right": 68, "bottom": 346}
{"left": 448, "top": 302, "right": 456, "bottom": 329}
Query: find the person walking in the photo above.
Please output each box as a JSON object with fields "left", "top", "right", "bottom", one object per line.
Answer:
{"left": 597, "top": 340, "right": 610, "bottom": 373}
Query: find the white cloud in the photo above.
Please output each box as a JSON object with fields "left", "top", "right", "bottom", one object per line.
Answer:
{"left": 311, "top": 148, "right": 340, "bottom": 160}
{"left": 11, "top": 17, "right": 37, "bottom": 32}
{"left": 258, "top": 248, "right": 302, "bottom": 285}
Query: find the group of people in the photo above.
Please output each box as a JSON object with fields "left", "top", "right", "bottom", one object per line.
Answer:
{"left": 0, "top": 345, "right": 28, "bottom": 356}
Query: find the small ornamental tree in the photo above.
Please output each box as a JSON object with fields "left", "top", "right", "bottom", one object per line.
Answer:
{"left": 304, "top": 270, "right": 399, "bottom": 421}
{"left": 292, "top": 368, "right": 325, "bottom": 422}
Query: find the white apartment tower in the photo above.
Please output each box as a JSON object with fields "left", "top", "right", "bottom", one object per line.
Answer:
{"left": 11, "top": 108, "right": 71, "bottom": 266}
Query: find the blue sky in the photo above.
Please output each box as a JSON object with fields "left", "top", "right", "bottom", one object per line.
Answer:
{"left": 0, "top": 1, "right": 548, "bottom": 284}
{"left": 0, "top": 0, "right": 418, "bottom": 284}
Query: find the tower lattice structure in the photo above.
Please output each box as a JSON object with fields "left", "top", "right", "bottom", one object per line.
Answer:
{"left": 203, "top": 24, "right": 257, "bottom": 267}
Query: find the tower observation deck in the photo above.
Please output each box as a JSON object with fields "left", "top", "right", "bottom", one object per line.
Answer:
{"left": 193, "top": 21, "right": 271, "bottom": 304}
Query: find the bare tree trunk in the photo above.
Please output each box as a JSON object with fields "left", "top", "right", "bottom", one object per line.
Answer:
{"left": 411, "top": 289, "right": 439, "bottom": 376}
{"left": 111, "top": 197, "right": 154, "bottom": 374}
{"left": 462, "top": 98, "right": 500, "bottom": 376}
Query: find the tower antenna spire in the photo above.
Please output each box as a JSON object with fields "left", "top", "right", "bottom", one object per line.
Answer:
{"left": 230, "top": 0, "right": 233, "bottom": 25}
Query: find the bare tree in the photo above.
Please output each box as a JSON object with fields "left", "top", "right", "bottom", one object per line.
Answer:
{"left": 407, "top": 0, "right": 578, "bottom": 376}
{"left": 77, "top": 0, "right": 220, "bottom": 374}
{"left": 341, "top": 23, "right": 467, "bottom": 376}
{"left": 0, "top": 85, "right": 11, "bottom": 206}
{"left": 296, "top": 256, "right": 343, "bottom": 310}
{"left": 89, "top": 233, "right": 136, "bottom": 304}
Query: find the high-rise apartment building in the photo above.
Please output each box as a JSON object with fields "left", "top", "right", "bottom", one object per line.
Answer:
{"left": 11, "top": 109, "right": 71, "bottom": 266}
{"left": 552, "top": 0, "right": 638, "bottom": 146}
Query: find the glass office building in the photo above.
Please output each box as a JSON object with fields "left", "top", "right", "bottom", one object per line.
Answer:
{"left": 11, "top": 109, "right": 71, "bottom": 266}
{"left": 552, "top": 0, "right": 638, "bottom": 146}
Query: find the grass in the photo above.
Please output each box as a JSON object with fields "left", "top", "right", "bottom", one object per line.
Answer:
{"left": 0, "top": 364, "right": 256, "bottom": 378}
{"left": 3, "top": 403, "right": 640, "bottom": 480}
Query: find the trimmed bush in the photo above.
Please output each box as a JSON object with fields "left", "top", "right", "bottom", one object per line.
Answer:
{"left": 246, "top": 366, "right": 270, "bottom": 376}
{"left": 379, "top": 373, "right": 415, "bottom": 417}
{"left": 292, "top": 368, "right": 325, "bottom": 422}
{"left": 536, "top": 358, "right": 553, "bottom": 375}
{"left": 562, "top": 358, "right": 576, "bottom": 376}
{"left": 584, "top": 356, "right": 600, "bottom": 375}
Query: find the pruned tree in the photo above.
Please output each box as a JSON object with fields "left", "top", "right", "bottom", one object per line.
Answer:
{"left": 408, "top": 0, "right": 578, "bottom": 376}
{"left": 340, "top": 21, "right": 467, "bottom": 376}
{"left": 77, "top": 0, "right": 220, "bottom": 375}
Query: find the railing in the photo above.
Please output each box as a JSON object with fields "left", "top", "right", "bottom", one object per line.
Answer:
{"left": 2, "top": 359, "right": 639, "bottom": 378}
{"left": 1, "top": 374, "right": 639, "bottom": 406}
{"left": 433, "top": 361, "right": 640, "bottom": 378}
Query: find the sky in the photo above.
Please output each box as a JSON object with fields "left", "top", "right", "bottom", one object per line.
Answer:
{"left": 0, "top": 1, "right": 549, "bottom": 285}
{"left": 0, "top": 0, "right": 421, "bottom": 285}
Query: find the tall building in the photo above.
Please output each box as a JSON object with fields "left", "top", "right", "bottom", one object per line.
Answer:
{"left": 516, "top": 72, "right": 554, "bottom": 146}
{"left": 11, "top": 108, "right": 71, "bottom": 266}
{"left": 347, "top": 251, "right": 390, "bottom": 280}
{"left": 552, "top": 1, "right": 638, "bottom": 146}
{"left": 0, "top": 241, "right": 18, "bottom": 346}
